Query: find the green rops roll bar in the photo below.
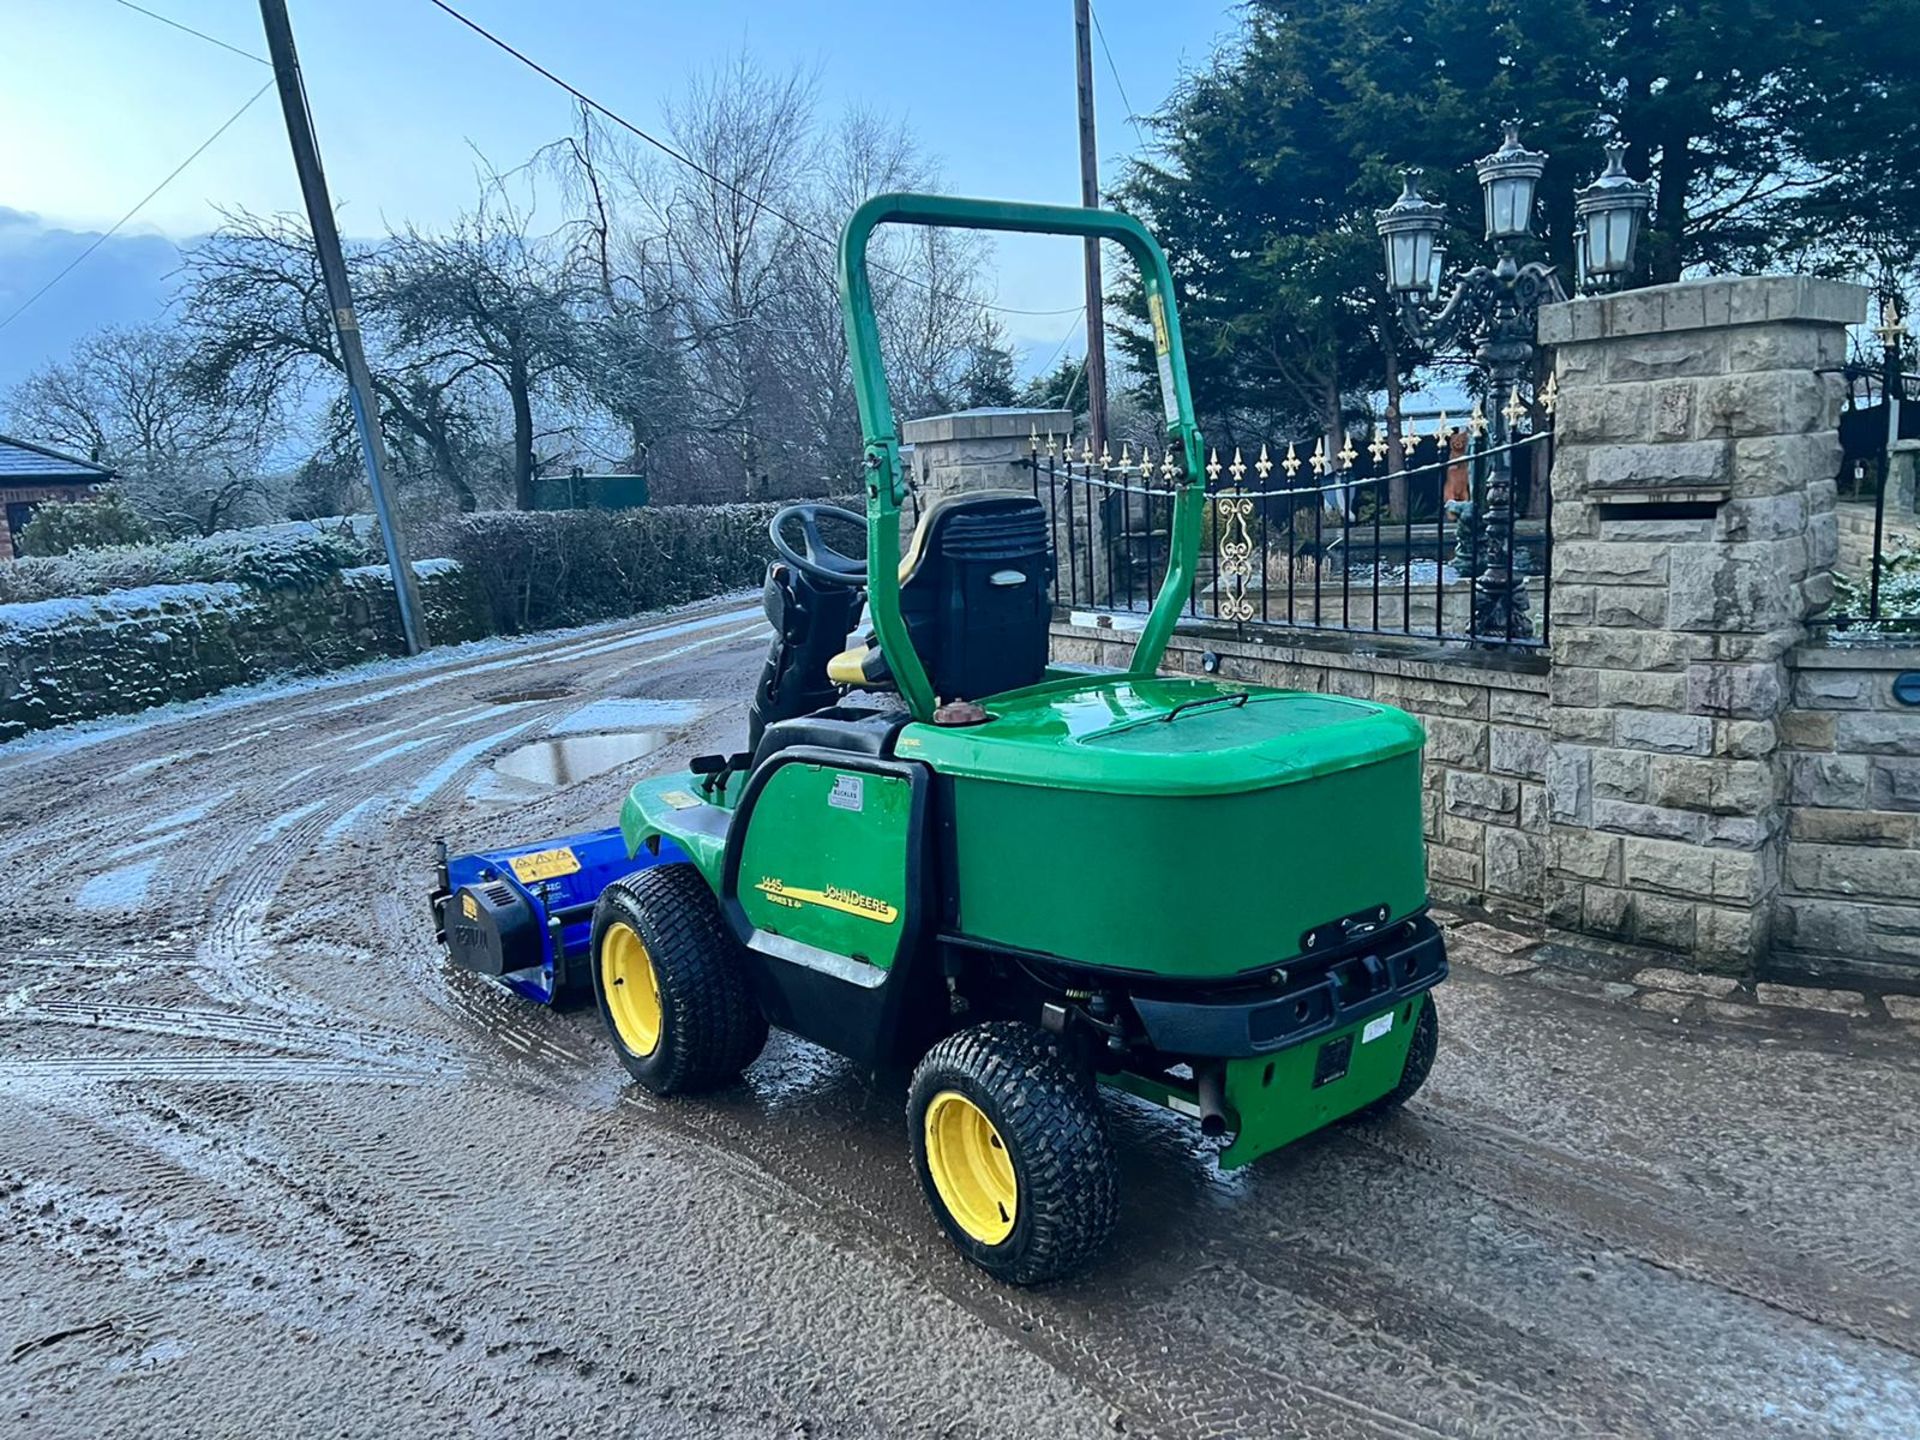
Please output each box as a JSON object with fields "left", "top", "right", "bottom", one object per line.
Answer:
{"left": 838, "top": 193, "right": 1206, "bottom": 721}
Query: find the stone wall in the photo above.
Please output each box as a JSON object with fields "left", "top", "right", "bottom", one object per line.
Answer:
{"left": 1538, "top": 276, "right": 1866, "bottom": 970}
{"left": 0, "top": 560, "right": 489, "bottom": 740}
{"left": 1052, "top": 620, "right": 1551, "bottom": 916}
{"left": 1776, "top": 645, "right": 1920, "bottom": 983}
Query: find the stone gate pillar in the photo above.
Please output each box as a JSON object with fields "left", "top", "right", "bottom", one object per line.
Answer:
{"left": 901, "top": 407, "right": 1105, "bottom": 604}
{"left": 1538, "top": 276, "right": 1866, "bottom": 970}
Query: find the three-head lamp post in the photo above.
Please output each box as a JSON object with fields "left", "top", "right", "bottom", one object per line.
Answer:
{"left": 1375, "top": 123, "right": 1652, "bottom": 641}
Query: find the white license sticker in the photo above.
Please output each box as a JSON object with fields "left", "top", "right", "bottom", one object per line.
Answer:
{"left": 828, "top": 774, "right": 864, "bottom": 812}
{"left": 1362, "top": 1013, "right": 1394, "bottom": 1044}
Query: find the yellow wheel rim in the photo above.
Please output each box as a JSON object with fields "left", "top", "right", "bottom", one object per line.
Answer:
{"left": 924, "top": 1090, "right": 1018, "bottom": 1245}
{"left": 601, "top": 921, "right": 663, "bottom": 1057}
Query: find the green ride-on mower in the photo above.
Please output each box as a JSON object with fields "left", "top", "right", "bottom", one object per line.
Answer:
{"left": 430, "top": 194, "right": 1444, "bottom": 1285}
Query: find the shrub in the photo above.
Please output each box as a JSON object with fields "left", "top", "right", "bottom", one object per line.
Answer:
{"left": 0, "top": 521, "right": 378, "bottom": 604}
{"left": 1833, "top": 544, "right": 1920, "bottom": 633}
{"left": 424, "top": 503, "right": 807, "bottom": 633}
{"left": 15, "top": 489, "right": 155, "bottom": 556}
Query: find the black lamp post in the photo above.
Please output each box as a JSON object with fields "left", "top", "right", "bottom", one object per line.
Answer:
{"left": 1376, "top": 123, "right": 1653, "bottom": 642}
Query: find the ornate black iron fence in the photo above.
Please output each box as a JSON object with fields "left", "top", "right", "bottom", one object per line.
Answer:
{"left": 1025, "top": 404, "right": 1555, "bottom": 651}
{"left": 1831, "top": 330, "right": 1919, "bottom": 635}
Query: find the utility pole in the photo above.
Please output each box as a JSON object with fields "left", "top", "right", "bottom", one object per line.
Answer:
{"left": 257, "top": 0, "right": 428, "bottom": 654}
{"left": 1073, "top": 0, "right": 1108, "bottom": 457}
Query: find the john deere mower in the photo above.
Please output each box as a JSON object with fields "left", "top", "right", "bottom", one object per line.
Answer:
{"left": 431, "top": 194, "right": 1444, "bottom": 1284}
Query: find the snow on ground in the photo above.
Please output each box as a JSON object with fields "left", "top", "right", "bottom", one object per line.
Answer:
{"left": 75, "top": 859, "right": 159, "bottom": 913}
{"left": 547, "top": 697, "right": 710, "bottom": 735}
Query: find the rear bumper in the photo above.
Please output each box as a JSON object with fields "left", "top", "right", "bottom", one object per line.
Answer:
{"left": 1126, "top": 913, "right": 1446, "bottom": 1060}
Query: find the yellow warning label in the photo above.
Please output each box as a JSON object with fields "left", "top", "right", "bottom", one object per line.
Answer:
{"left": 660, "top": 789, "right": 702, "bottom": 810}
{"left": 461, "top": 893, "right": 478, "bottom": 920}
{"left": 1148, "top": 292, "right": 1170, "bottom": 356}
{"left": 508, "top": 847, "right": 581, "bottom": 883}
{"left": 754, "top": 876, "right": 898, "bottom": 925}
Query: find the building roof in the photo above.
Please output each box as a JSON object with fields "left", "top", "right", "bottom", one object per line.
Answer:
{"left": 0, "top": 435, "right": 116, "bottom": 484}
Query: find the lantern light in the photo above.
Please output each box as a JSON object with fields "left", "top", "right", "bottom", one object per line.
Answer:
{"left": 1573, "top": 140, "right": 1654, "bottom": 289}
{"left": 1374, "top": 170, "right": 1449, "bottom": 297}
{"left": 1474, "top": 123, "right": 1548, "bottom": 242}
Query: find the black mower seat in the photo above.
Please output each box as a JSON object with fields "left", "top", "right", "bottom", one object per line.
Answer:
{"left": 827, "top": 491, "right": 1053, "bottom": 702}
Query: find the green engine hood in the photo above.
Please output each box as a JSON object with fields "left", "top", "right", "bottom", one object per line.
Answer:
{"left": 895, "top": 676, "right": 1425, "bottom": 797}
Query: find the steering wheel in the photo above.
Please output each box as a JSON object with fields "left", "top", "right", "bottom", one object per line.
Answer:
{"left": 770, "top": 503, "right": 868, "bottom": 586}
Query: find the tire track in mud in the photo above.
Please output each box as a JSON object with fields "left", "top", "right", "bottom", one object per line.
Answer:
{"left": 8, "top": 998, "right": 457, "bottom": 1070}
{"left": 0, "top": 1095, "right": 496, "bottom": 1396}
{"left": 592, "top": 1073, "right": 1468, "bottom": 1440}
{"left": 1339, "top": 1101, "right": 1920, "bottom": 1356}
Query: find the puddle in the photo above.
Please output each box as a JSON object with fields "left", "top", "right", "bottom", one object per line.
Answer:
{"left": 495, "top": 731, "right": 667, "bottom": 785}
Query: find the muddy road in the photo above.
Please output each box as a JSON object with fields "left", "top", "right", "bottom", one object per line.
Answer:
{"left": 2, "top": 597, "right": 1917, "bottom": 1439}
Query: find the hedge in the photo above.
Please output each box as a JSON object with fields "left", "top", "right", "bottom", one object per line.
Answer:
{"left": 423, "top": 502, "right": 804, "bottom": 633}
{"left": 0, "top": 521, "right": 380, "bottom": 605}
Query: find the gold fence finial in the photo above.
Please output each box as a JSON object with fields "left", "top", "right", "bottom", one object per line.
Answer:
{"left": 1081, "top": 437, "right": 1095, "bottom": 465}
{"left": 1029, "top": 424, "right": 1039, "bottom": 453}
{"left": 1401, "top": 424, "right": 1420, "bottom": 457}
{"left": 1436, "top": 411, "right": 1450, "bottom": 440}
{"left": 1468, "top": 400, "right": 1488, "bottom": 437}
{"left": 1161, "top": 448, "right": 1180, "bottom": 481}
{"left": 1255, "top": 443, "right": 1273, "bottom": 481}
{"left": 1282, "top": 441, "right": 1301, "bottom": 478}
{"left": 1139, "top": 446, "right": 1154, "bottom": 480}
{"left": 1369, "top": 424, "right": 1388, "bottom": 463}
{"left": 1099, "top": 441, "right": 1113, "bottom": 470}
{"left": 1541, "top": 372, "right": 1560, "bottom": 414}
{"left": 1206, "top": 447, "right": 1221, "bottom": 483}
{"left": 1339, "top": 434, "right": 1358, "bottom": 469}
{"left": 1229, "top": 447, "right": 1246, "bottom": 484}
{"left": 1503, "top": 385, "right": 1528, "bottom": 429}
{"left": 1309, "top": 438, "right": 1328, "bottom": 476}
{"left": 1119, "top": 441, "right": 1132, "bottom": 469}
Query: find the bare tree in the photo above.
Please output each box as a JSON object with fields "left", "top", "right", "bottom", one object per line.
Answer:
{"left": 375, "top": 178, "right": 591, "bottom": 509}
{"left": 4, "top": 324, "right": 278, "bottom": 535}
{"left": 180, "top": 209, "right": 493, "bottom": 512}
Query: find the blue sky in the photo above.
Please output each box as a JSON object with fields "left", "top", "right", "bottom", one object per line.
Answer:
{"left": 1, "top": 0, "right": 1242, "bottom": 393}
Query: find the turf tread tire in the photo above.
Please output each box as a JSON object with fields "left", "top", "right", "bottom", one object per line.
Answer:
{"left": 590, "top": 864, "right": 767, "bottom": 1094}
{"left": 908, "top": 1021, "right": 1119, "bottom": 1285}
{"left": 1353, "top": 993, "right": 1438, "bottom": 1119}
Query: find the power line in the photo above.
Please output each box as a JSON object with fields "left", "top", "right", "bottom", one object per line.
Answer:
{"left": 421, "top": 0, "right": 1084, "bottom": 321}
{"left": 0, "top": 80, "right": 275, "bottom": 336}
{"left": 1088, "top": 3, "right": 1151, "bottom": 152}
{"left": 105, "top": 0, "right": 269, "bottom": 65}
{"left": 1036, "top": 308, "right": 1086, "bottom": 377}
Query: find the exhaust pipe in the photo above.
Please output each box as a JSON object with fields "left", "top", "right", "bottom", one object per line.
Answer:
{"left": 1196, "top": 1065, "right": 1228, "bottom": 1138}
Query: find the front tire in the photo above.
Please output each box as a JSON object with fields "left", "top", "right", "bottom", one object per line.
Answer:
{"left": 907, "top": 1022, "right": 1119, "bottom": 1285}
{"left": 590, "top": 865, "right": 767, "bottom": 1094}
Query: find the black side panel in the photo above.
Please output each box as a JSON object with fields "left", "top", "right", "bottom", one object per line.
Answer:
{"left": 719, "top": 747, "right": 944, "bottom": 1068}
{"left": 750, "top": 703, "right": 909, "bottom": 770}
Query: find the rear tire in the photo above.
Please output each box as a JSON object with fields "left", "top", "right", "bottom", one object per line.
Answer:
{"left": 1352, "top": 992, "right": 1438, "bottom": 1119}
{"left": 907, "top": 1022, "right": 1119, "bottom": 1285}
{"left": 590, "top": 865, "right": 767, "bottom": 1094}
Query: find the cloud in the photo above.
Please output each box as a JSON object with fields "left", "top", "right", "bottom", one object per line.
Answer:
{"left": 0, "top": 207, "right": 183, "bottom": 396}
